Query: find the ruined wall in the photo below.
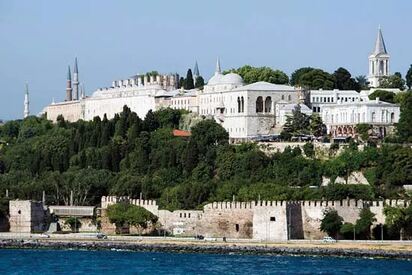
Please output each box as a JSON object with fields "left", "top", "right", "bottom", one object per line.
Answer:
{"left": 57, "top": 217, "right": 97, "bottom": 232}
{"left": 9, "top": 200, "right": 46, "bottom": 233}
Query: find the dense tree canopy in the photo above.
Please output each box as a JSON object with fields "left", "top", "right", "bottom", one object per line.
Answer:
{"left": 406, "top": 65, "right": 412, "bottom": 90}
{"left": 368, "top": 90, "right": 396, "bottom": 103}
{"left": 0, "top": 107, "right": 411, "bottom": 211}
{"left": 298, "top": 69, "right": 335, "bottom": 90}
{"left": 379, "top": 72, "right": 406, "bottom": 90}
{"left": 333, "top": 67, "right": 360, "bottom": 91}
{"left": 225, "top": 65, "right": 289, "bottom": 85}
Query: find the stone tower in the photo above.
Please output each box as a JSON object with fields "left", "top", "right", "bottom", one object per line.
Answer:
{"left": 368, "top": 27, "right": 390, "bottom": 88}
{"left": 66, "top": 66, "right": 73, "bottom": 101}
{"left": 215, "top": 57, "right": 221, "bottom": 75}
{"left": 73, "top": 58, "right": 79, "bottom": 100}
{"left": 193, "top": 61, "right": 200, "bottom": 85}
{"left": 24, "top": 83, "right": 30, "bottom": 118}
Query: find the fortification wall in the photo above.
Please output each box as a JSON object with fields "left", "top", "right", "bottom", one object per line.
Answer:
{"left": 9, "top": 200, "right": 46, "bottom": 233}
{"left": 253, "top": 202, "right": 288, "bottom": 241}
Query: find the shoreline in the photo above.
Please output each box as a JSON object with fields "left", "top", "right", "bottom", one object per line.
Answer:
{"left": 1, "top": 237, "right": 412, "bottom": 259}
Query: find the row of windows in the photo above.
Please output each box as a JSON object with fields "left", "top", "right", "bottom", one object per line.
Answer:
{"left": 256, "top": 96, "right": 272, "bottom": 113}
{"left": 312, "top": 96, "right": 362, "bottom": 103}
{"left": 328, "top": 111, "right": 395, "bottom": 124}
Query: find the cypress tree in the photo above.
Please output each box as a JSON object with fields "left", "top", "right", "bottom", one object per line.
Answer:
{"left": 184, "top": 69, "right": 195, "bottom": 90}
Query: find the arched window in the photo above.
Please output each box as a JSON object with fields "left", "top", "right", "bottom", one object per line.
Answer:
{"left": 264, "top": 97, "right": 272, "bottom": 113}
{"left": 371, "top": 112, "right": 376, "bottom": 122}
{"left": 241, "top": 96, "right": 244, "bottom": 113}
{"left": 390, "top": 112, "right": 395, "bottom": 123}
{"left": 256, "top": 96, "right": 263, "bottom": 113}
{"left": 288, "top": 95, "right": 291, "bottom": 101}
{"left": 281, "top": 95, "right": 285, "bottom": 100}
{"left": 237, "top": 97, "right": 241, "bottom": 113}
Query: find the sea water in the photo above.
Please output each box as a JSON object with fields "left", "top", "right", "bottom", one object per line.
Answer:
{"left": 0, "top": 249, "right": 411, "bottom": 274}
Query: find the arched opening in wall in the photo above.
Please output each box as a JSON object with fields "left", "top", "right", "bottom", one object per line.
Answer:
{"left": 265, "top": 97, "right": 272, "bottom": 113}
{"left": 256, "top": 96, "right": 263, "bottom": 113}
{"left": 235, "top": 224, "right": 240, "bottom": 232}
{"left": 371, "top": 112, "right": 376, "bottom": 122}
{"left": 237, "top": 97, "right": 241, "bottom": 113}
{"left": 390, "top": 112, "right": 395, "bottom": 123}
{"left": 241, "top": 96, "right": 244, "bottom": 113}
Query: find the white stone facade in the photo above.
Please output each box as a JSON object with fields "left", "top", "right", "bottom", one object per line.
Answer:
{"left": 321, "top": 98, "right": 400, "bottom": 138}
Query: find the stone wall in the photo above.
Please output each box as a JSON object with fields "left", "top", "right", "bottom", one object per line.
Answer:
{"left": 9, "top": 200, "right": 46, "bottom": 233}
{"left": 99, "top": 196, "right": 411, "bottom": 240}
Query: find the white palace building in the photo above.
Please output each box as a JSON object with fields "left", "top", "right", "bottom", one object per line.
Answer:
{"left": 43, "top": 28, "right": 400, "bottom": 141}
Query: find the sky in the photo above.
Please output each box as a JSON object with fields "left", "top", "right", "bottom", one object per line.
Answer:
{"left": 0, "top": 0, "right": 411, "bottom": 120}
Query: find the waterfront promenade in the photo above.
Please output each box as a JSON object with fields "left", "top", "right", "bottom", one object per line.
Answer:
{"left": 0, "top": 233, "right": 411, "bottom": 258}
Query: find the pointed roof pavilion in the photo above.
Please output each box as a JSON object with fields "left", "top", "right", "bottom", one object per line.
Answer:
{"left": 373, "top": 27, "right": 387, "bottom": 55}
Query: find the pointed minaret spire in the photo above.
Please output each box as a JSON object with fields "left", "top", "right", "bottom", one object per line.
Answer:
{"left": 72, "top": 58, "right": 79, "bottom": 100}
{"left": 80, "top": 84, "right": 85, "bottom": 99}
{"left": 215, "top": 57, "right": 221, "bottom": 75}
{"left": 193, "top": 61, "right": 200, "bottom": 77}
{"left": 66, "top": 65, "right": 73, "bottom": 101}
{"left": 24, "top": 83, "right": 30, "bottom": 118}
{"left": 193, "top": 61, "right": 200, "bottom": 86}
{"left": 373, "top": 26, "right": 387, "bottom": 55}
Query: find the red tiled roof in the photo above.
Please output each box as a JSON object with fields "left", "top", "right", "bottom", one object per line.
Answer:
{"left": 172, "top": 129, "right": 191, "bottom": 137}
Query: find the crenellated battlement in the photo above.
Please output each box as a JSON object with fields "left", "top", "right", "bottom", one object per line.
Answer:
{"left": 203, "top": 199, "right": 410, "bottom": 210}
{"left": 101, "top": 196, "right": 157, "bottom": 209}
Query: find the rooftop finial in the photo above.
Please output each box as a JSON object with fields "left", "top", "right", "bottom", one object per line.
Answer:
{"left": 193, "top": 61, "right": 200, "bottom": 77}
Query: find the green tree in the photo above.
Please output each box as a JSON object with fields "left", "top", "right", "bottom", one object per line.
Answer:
{"left": 195, "top": 76, "right": 205, "bottom": 89}
{"left": 333, "top": 67, "right": 360, "bottom": 91}
{"left": 303, "top": 142, "right": 315, "bottom": 158}
{"left": 226, "top": 65, "right": 289, "bottom": 84}
{"left": 379, "top": 72, "right": 406, "bottom": 90}
{"left": 299, "top": 69, "right": 335, "bottom": 90}
{"left": 356, "top": 123, "right": 372, "bottom": 142}
{"left": 396, "top": 92, "right": 412, "bottom": 142}
{"left": 355, "top": 75, "right": 369, "bottom": 90}
{"left": 340, "top": 222, "right": 355, "bottom": 240}
{"left": 384, "top": 205, "right": 412, "bottom": 240}
{"left": 290, "top": 67, "right": 314, "bottom": 86}
{"left": 355, "top": 208, "right": 376, "bottom": 239}
{"left": 184, "top": 69, "right": 195, "bottom": 90}
{"left": 280, "top": 105, "right": 310, "bottom": 139}
{"left": 64, "top": 217, "right": 82, "bottom": 232}
{"left": 126, "top": 204, "right": 158, "bottom": 233}
{"left": 406, "top": 65, "right": 412, "bottom": 90}
{"left": 309, "top": 113, "right": 326, "bottom": 137}
{"left": 320, "top": 208, "right": 343, "bottom": 239}
{"left": 368, "top": 90, "right": 396, "bottom": 103}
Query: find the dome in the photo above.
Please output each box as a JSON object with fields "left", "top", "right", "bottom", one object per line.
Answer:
{"left": 207, "top": 72, "right": 243, "bottom": 85}
{"left": 207, "top": 73, "right": 224, "bottom": 85}
{"left": 222, "top": 73, "right": 243, "bottom": 85}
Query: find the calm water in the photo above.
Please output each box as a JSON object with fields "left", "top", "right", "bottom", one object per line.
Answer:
{"left": 0, "top": 249, "right": 411, "bottom": 274}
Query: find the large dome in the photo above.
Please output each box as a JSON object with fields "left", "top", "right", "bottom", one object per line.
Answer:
{"left": 207, "top": 73, "right": 224, "bottom": 85}
{"left": 207, "top": 72, "right": 243, "bottom": 85}
{"left": 222, "top": 73, "right": 243, "bottom": 85}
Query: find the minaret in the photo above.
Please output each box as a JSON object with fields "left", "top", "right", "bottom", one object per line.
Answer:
{"left": 66, "top": 66, "right": 73, "bottom": 101}
{"left": 80, "top": 84, "right": 85, "bottom": 99}
{"left": 193, "top": 61, "right": 200, "bottom": 85}
{"left": 73, "top": 58, "right": 79, "bottom": 100}
{"left": 368, "top": 27, "right": 390, "bottom": 88}
{"left": 24, "top": 83, "right": 30, "bottom": 118}
{"left": 215, "top": 57, "right": 221, "bottom": 75}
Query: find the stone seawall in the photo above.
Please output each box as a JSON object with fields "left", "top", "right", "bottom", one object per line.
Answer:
{"left": 1, "top": 239, "right": 412, "bottom": 259}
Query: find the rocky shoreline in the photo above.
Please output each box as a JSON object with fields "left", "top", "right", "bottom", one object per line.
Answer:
{"left": 1, "top": 239, "right": 411, "bottom": 259}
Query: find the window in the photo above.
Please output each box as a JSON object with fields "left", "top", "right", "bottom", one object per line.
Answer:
{"left": 390, "top": 112, "right": 395, "bottom": 123}
{"left": 235, "top": 224, "right": 240, "bottom": 232}
{"left": 270, "top": 217, "right": 276, "bottom": 221}
{"left": 288, "top": 95, "right": 291, "bottom": 101}
{"left": 371, "top": 112, "right": 376, "bottom": 122}
{"left": 282, "top": 95, "right": 285, "bottom": 100}
{"left": 256, "top": 96, "right": 263, "bottom": 113}
{"left": 237, "top": 97, "right": 241, "bottom": 113}
{"left": 241, "top": 97, "right": 244, "bottom": 113}
{"left": 264, "top": 97, "right": 272, "bottom": 113}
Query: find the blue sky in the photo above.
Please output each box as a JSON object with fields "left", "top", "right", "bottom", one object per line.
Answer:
{"left": 0, "top": 0, "right": 410, "bottom": 120}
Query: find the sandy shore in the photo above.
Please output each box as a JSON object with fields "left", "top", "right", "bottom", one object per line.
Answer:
{"left": 0, "top": 234, "right": 411, "bottom": 259}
